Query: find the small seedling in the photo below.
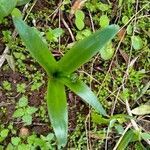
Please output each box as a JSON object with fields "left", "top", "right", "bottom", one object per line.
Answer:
{"left": 16, "top": 83, "right": 26, "bottom": 93}
{"left": 12, "top": 8, "right": 119, "bottom": 148}
{"left": 2, "top": 81, "right": 12, "bottom": 91}
{"left": 13, "top": 96, "right": 37, "bottom": 125}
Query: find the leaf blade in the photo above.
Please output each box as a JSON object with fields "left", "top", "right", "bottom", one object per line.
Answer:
{"left": 61, "top": 77, "right": 107, "bottom": 116}
{"left": 58, "top": 25, "right": 119, "bottom": 74}
{"left": 131, "top": 105, "right": 150, "bottom": 115}
{"left": 47, "top": 79, "right": 68, "bottom": 148}
{"left": 0, "top": 0, "right": 17, "bottom": 21}
{"left": 117, "top": 130, "right": 135, "bottom": 150}
{"left": 12, "top": 15, "right": 57, "bottom": 75}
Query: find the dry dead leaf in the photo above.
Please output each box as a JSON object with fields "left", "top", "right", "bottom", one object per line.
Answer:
{"left": 118, "top": 28, "right": 126, "bottom": 42}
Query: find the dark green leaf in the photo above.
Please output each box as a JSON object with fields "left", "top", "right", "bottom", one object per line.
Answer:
{"left": 60, "top": 77, "right": 107, "bottom": 116}
{"left": 117, "top": 130, "right": 135, "bottom": 150}
{"left": 58, "top": 25, "right": 119, "bottom": 74}
{"left": 12, "top": 16, "right": 57, "bottom": 75}
{"left": 135, "top": 142, "right": 147, "bottom": 150}
{"left": 0, "top": 0, "right": 17, "bottom": 21}
{"left": 47, "top": 79, "right": 68, "bottom": 148}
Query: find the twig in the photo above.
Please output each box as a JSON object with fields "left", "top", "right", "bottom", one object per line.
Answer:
{"left": 88, "top": 11, "right": 95, "bottom": 32}
{"left": 85, "top": 112, "right": 91, "bottom": 150}
{"left": 61, "top": 17, "right": 75, "bottom": 42}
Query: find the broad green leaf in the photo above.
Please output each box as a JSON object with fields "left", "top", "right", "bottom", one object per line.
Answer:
{"left": 131, "top": 105, "right": 150, "bottom": 115}
{"left": 60, "top": 77, "right": 107, "bottom": 116}
{"left": 0, "top": 0, "right": 17, "bottom": 21}
{"left": 117, "top": 130, "right": 135, "bottom": 150}
{"left": 17, "top": 0, "right": 31, "bottom": 6}
{"left": 58, "top": 25, "right": 119, "bottom": 74}
{"left": 12, "top": 16, "right": 57, "bottom": 75}
{"left": 132, "top": 36, "right": 143, "bottom": 50}
{"left": 47, "top": 79, "right": 68, "bottom": 148}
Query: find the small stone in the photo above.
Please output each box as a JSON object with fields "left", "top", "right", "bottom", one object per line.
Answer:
{"left": 19, "top": 127, "right": 29, "bottom": 138}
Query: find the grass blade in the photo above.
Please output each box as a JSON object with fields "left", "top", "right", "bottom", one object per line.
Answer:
{"left": 58, "top": 25, "right": 119, "bottom": 74}
{"left": 117, "top": 130, "right": 135, "bottom": 150}
{"left": 47, "top": 79, "right": 68, "bottom": 148}
{"left": 12, "top": 15, "right": 57, "bottom": 75}
{"left": 61, "top": 77, "right": 107, "bottom": 116}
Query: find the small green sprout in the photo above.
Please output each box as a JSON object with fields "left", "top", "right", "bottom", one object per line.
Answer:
{"left": 12, "top": 8, "right": 119, "bottom": 148}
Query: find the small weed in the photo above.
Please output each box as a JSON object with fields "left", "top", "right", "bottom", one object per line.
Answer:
{"left": 13, "top": 96, "right": 37, "bottom": 125}
{"left": 2, "top": 81, "right": 11, "bottom": 91}
{"left": 16, "top": 83, "right": 26, "bottom": 93}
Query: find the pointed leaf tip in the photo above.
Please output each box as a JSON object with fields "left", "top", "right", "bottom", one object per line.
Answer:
{"left": 60, "top": 77, "right": 107, "bottom": 116}
{"left": 58, "top": 24, "right": 119, "bottom": 74}
{"left": 47, "top": 79, "right": 68, "bottom": 148}
{"left": 12, "top": 17, "right": 57, "bottom": 75}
